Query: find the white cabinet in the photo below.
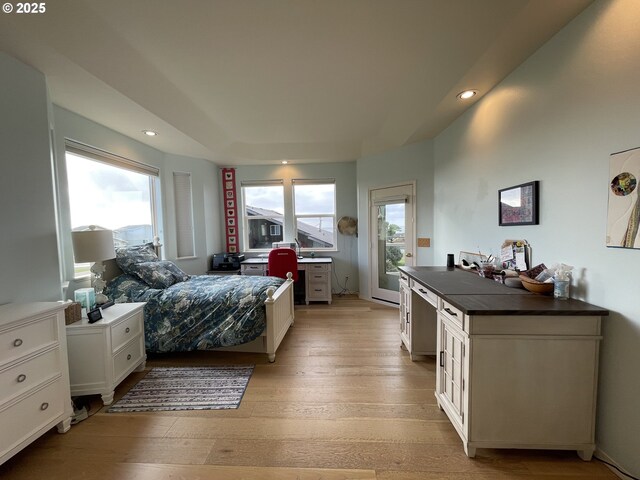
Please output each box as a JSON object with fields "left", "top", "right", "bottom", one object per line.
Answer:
{"left": 66, "top": 303, "right": 146, "bottom": 405}
{"left": 437, "top": 312, "right": 466, "bottom": 430}
{"left": 305, "top": 263, "right": 332, "bottom": 304}
{"left": 399, "top": 273, "right": 411, "bottom": 347}
{"left": 399, "top": 266, "right": 605, "bottom": 460}
{"left": 0, "top": 302, "right": 72, "bottom": 465}
{"left": 398, "top": 272, "right": 437, "bottom": 360}
{"left": 434, "top": 300, "right": 601, "bottom": 460}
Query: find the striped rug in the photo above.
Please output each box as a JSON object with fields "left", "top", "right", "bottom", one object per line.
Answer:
{"left": 107, "top": 365, "right": 254, "bottom": 412}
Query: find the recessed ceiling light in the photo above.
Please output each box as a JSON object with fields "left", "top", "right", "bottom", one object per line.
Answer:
{"left": 457, "top": 90, "right": 478, "bottom": 100}
{"left": 142, "top": 130, "right": 158, "bottom": 136}
{"left": 281, "top": 160, "right": 288, "bottom": 164}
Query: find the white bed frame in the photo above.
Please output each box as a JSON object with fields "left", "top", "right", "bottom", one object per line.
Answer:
{"left": 103, "top": 259, "right": 295, "bottom": 362}
{"left": 214, "top": 273, "right": 295, "bottom": 362}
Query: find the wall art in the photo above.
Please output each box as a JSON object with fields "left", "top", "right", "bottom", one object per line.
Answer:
{"left": 498, "top": 181, "right": 539, "bottom": 226}
{"left": 607, "top": 147, "right": 640, "bottom": 249}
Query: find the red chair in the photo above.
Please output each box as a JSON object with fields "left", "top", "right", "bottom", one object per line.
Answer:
{"left": 267, "top": 248, "right": 298, "bottom": 281}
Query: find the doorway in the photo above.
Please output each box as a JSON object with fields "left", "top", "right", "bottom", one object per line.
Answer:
{"left": 369, "top": 183, "right": 415, "bottom": 304}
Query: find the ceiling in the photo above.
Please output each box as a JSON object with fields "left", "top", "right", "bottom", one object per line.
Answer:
{"left": 0, "top": 0, "right": 592, "bottom": 165}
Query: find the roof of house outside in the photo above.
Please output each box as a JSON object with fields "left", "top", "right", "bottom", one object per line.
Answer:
{"left": 246, "top": 206, "right": 333, "bottom": 247}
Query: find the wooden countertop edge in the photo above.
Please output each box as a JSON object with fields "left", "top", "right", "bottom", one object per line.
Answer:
{"left": 399, "top": 266, "right": 609, "bottom": 316}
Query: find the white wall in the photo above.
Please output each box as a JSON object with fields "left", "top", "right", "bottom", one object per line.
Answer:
{"left": 233, "top": 162, "right": 359, "bottom": 293}
{"left": 433, "top": 0, "right": 640, "bottom": 474}
{"left": 163, "top": 153, "right": 221, "bottom": 274}
{"left": 356, "top": 139, "right": 435, "bottom": 300}
{"left": 0, "top": 54, "right": 62, "bottom": 302}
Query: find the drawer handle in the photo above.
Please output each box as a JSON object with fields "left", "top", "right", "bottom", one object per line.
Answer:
{"left": 40, "top": 402, "right": 49, "bottom": 411}
{"left": 419, "top": 288, "right": 428, "bottom": 294}
{"left": 125, "top": 327, "right": 131, "bottom": 333}
{"left": 127, "top": 354, "right": 132, "bottom": 360}
{"left": 444, "top": 307, "right": 458, "bottom": 317}
{"left": 440, "top": 351, "right": 445, "bottom": 367}
{"left": 13, "top": 338, "right": 23, "bottom": 347}
{"left": 17, "top": 374, "right": 27, "bottom": 383}
{"left": 314, "top": 289, "right": 322, "bottom": 292}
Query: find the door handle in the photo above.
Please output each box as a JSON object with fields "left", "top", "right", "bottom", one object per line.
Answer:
{"left": 405, "top": 253, "right": 413, "bottom": 257}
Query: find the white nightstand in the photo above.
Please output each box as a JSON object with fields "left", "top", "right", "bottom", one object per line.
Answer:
{"left": 65, "top": 303, "right": 146, "bottom": 405}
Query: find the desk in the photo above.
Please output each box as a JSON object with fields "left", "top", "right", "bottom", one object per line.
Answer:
{"left": 241, "top": 257, "right": 332, "bottom": 304}
{"left": 399, "top": 266, "right": 607, "bottom": 460}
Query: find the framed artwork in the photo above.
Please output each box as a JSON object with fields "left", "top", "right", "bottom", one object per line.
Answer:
{"left": 498, "top": 181, "right": 539, "bottom": 226}
{"left": 607, "top": 147, "right": 640, "bottom": 249}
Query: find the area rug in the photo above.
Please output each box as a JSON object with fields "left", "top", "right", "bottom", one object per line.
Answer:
{"left": 107, "top": 365, "right": 254, "bottom": 413}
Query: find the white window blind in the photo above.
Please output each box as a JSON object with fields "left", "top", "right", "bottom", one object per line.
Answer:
{"left": 66, "top": 140, "right": 159, "bottom": 177}
{"left": 173, "top": 172, "right": 195, "bottom": 258}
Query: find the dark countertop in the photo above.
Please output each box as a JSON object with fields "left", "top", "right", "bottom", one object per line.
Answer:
{"left": 399, "top": 266, "right": 608, "bottom": 316}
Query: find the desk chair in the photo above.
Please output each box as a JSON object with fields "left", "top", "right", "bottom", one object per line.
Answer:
{"left": 267, "top": 248, "right": 298, "bottom": 282}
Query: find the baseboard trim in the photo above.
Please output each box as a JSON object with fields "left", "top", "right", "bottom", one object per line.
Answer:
{"left": 595, "top": 448, "right": 637, "bottom": 480}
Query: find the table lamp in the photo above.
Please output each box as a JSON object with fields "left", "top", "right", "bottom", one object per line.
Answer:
{"left": 72, "top": 226, "right": 116, "bottom": 304}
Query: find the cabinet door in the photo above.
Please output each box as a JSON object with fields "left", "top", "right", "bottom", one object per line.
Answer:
{"left": 439, "top": 316, "right": 465, "bottom": 427}
{"left": 399, "top": 280, "right": 411, "bottom": 343}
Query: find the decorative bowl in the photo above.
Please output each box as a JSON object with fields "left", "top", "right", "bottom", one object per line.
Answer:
{"left": 519, "top": 275, "right": 554, "bottom": 295}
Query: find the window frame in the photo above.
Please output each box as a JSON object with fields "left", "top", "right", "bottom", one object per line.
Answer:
{"left": 240, "top": 180, "right": 285, "bottom": 253}
{"left": 292, "top": 179, "right": 337, "bottom": 252}
{"left": 64, "top": 141, "right": 161, "bottom": 278}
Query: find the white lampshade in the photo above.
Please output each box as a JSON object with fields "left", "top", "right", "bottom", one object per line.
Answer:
{"left": 71, "top": 227, "right": 115, "bottom": 263}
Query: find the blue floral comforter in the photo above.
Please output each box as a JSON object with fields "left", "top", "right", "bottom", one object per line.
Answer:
{"left": 104, "top": 274, "right": 285, "bottom": 353}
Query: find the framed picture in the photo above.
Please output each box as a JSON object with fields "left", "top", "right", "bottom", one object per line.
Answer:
{"left": 498, "top": 181, "right": 539, "bottom": 226}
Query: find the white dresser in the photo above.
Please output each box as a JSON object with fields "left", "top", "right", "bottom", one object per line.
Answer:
{"left": 0, "top": 302, "right": 72, "bottom": 466}
{"left": 65, "top": 302, "right": 146, "bottom": 405}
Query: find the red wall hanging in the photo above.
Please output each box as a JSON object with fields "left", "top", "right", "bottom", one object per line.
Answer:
{"left": 221, "top": 168, "right": 239, "bottom": 253}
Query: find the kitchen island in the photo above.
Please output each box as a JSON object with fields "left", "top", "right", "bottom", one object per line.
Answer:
{"left": 398, "top": 266, "right": 608, "bottom": 460}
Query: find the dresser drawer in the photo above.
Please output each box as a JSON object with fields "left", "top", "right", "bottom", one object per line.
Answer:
{"left": 111, "top": 311, "right": 143, "bottom": 354}
{"left": 308, "top": 272, "right": 328, "bottom": 284}
{"left": 113, "top": 336, "right": 144, "bottom": 383}
{"left": 0, "top": 378, "right": 65, "bottom": 456}
{"left": 411, "top": 281, "right": 438, "bottom": 307}
{"left": 307, "top": 283, "right": 329, "bottom": 300}
{"left": 0, "top": 314, "right": 58, "bottom": 365}
{"left": 241, "top": 264, "right": 266, "bottom": 275}
{"left": 439, "top": 299, "right": 464, "bottom": 329}
{"left": 0, "top": 347, "right": 61, "bottom": 405}
{"left": 307, "top": 263, "right": 328, "bottom": 272}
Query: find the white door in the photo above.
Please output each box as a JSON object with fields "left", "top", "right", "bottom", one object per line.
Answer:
{"left": 369, "top": 183, "right": 415, "bottom": 304}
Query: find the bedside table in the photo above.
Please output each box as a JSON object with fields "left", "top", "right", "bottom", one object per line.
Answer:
{"left": 65, "top": 303, "right": 146, "bottom": 405}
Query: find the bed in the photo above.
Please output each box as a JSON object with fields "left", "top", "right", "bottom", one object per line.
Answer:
{"left": 102, "top": 244, "right": 294, "bottom": 362}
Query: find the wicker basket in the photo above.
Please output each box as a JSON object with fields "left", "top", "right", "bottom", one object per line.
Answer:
{"left": 64, "top": 302, "right": 82, "bottom": 325}
{"left": 519, "top": 275, "right": 554, "bottom": 295}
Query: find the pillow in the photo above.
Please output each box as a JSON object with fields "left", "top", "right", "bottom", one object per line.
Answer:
{"left": 128, "top": 260, "right": 190, "bottom": 289}
{"left": 104, "top": 273, "right": 151, "bottom": 303}
{"left": 159, "top": 261, "right": 190, "bottom": 283}
{"left": 115, "top": 243, "right": 158, "bottom": 272}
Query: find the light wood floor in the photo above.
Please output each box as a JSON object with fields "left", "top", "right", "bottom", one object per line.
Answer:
{"left": 0, "top": 296, "right": 616, "bottom": 479}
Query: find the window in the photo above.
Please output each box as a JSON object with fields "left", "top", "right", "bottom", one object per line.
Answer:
{"left": 241, "top": 181, "right": 284, "bottom": 251}
{"left": 293, "top": 179, "right": 336, "bottom": 250}
{"left": 65, "top": 142, "right": 159, "bottom": 276}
